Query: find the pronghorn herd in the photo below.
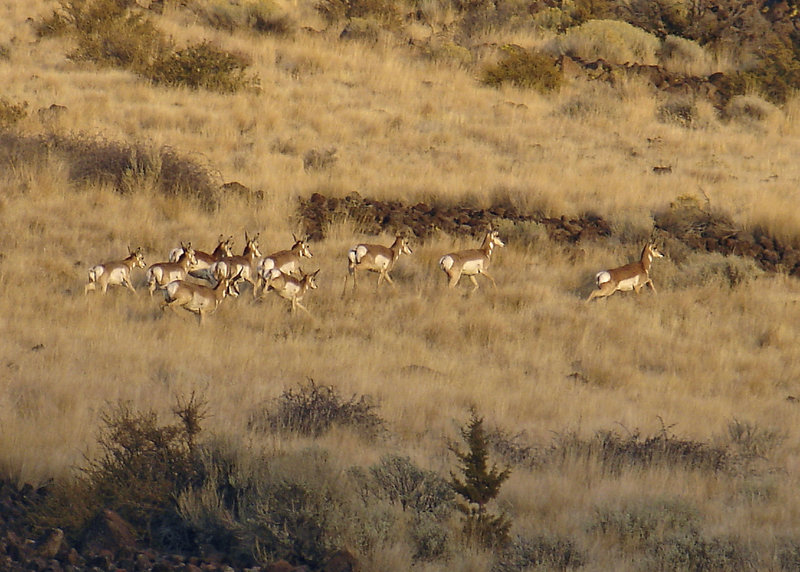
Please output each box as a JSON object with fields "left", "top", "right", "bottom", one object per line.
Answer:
{"left": 84, "top": 230, "right": 665, "bottom": 323}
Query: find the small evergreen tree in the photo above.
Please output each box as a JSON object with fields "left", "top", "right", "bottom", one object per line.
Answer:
{"left": 449, "top": 411, "right": 512, "bottom": 550}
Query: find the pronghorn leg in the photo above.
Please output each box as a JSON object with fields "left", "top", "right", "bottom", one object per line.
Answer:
{"left": 383, "top": 272, "right": 395, "bottom": 287}
{"left": 84, "top": 282, "right": 95, "bottom": 295}
{"left": 124, "top": 277, "right": 136, "bottom": 294}
{"left": 295, "top": 300, "right": 312, "bottom": 317}
{"left": 469, "top": 275, "right": 480, "bottom": 291}
{"left": 647, "top": 280, "right": 657, "bottom": 294}
{"left": 587, "top": 282, "right": 617, "bottom": 302}
{"left": 481, "top": 270, "right": 497, "bottom": 289}
{"left": 447, "top": 272, "right": 461, "bottom": 288}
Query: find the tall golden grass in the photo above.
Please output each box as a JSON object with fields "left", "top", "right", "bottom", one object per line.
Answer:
{"left": 3, "top": 0, "right": 800, "bottom": 568}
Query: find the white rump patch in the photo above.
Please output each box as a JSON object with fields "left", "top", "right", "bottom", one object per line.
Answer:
{"left": 439, "top": 255, "right": 454, "bottom": 271}
{"left": 355, "top": 245, "right": 369, "bottom": 263}
{"left": 596, "top": 271, "right": 611, "bottom": 286}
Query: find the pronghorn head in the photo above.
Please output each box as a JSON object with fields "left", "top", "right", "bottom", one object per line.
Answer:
{"left": 180, "top": 242, "right": 198, "bottom": 267}
{"left": 224, "top": 236, "right": 235, "bottom": 256}
{"left": 481, "top": 229, "right": 504, "bottom": 255}
{"left": 397, "top": 235, "right": 413, "bottom": 255}
{"left": 128, "top": 246, "right": 146, "bottom": 269}
{"left": 644, "top": 242, "right": 664, "bottom": 263}
{"left": 244, "top": 231, "right": 261, "bottom": 257}
{"left": 292, "top": 234, "right": 313, "bottom": 258}
{"left": 304, "top": 269, "right": 320, "bottom": 290}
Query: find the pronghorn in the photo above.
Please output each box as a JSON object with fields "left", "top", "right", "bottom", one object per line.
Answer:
{"left": 263, "top": 268, "right": 319, "bottom": 316}
{"left": 169, "top": 235, "right": 235, "bottom": 284}
{"left": 439, "top": 229, "right": 504, "bottom": 290}
{"left": 146, "top": 243, "right": 198, "bottom": 296}
{"left": 169, "top": 234, "right": 234, "bottom": 271}
{"left": 587, "top": 242, "right": 664, "bottom": 302}
{"left": 84, "top": 246, "right": 146, "bottom": 295}
{"left": 209, "top": 231, "right": 262, "bottom": 297}
{"left": 161, "top": 275, "right": 232, "bottom": 324}
{"left": 255, "top": 234, "right": 314, "bottom": 296}
{"left": 343, "top": 235, "right": 413, "bottom": 294}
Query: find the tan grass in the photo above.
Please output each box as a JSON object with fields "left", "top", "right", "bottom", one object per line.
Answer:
{"left": 2, "top": 0, "right": 800, "bottom": 568}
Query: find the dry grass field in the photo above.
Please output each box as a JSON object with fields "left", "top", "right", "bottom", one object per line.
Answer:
{"left": 2, "top": 0, "right": 800, "bottom": 570}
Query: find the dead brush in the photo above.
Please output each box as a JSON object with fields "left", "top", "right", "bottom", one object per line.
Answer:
{"left": 247, "top": 378, "right": 385, "bottom": 440}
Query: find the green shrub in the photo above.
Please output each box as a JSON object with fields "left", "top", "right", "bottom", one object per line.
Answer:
{"left": 723, "top": 94, "right": 779, "bottom": 124}
{"left": 551, "top": 19, "right": 661, "bottom": 65}
{"left": 248, "top": 379, "right": 386, "bottom": 439}
{"left": 34, "top": 395, "right": 208, "bottom": 550}
{"left": 192, "top": 0, "right": 295, "bottom": 36}
{"left": 39, "top": 0, "right": 257, "bottom": 94}
{"left": 777, "top": 538, "right": 800, "bottom": 571}
{"left": 315, "top": 0, "right": 402, "bottom": 29}
{"left": 481, "top": 45, "right": 562, "bottom": 93}
{"left": 590, "top": 498, "right": 699, "bottom": 551}
{"left": 146, "top": 41, "right": 256, "bottom": 93}
{"left": 657, "top": 96, "right": 698, "bottom": 127}
{"left": 450, "top": 412, "right": 512, "bottom": 550}
{"left": 645, "top": 533, "right": 755, "bottom": 572}
{"left": 493, "top": 534, "right": 586, "bottom": 571}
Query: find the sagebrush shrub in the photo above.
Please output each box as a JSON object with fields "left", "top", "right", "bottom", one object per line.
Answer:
{"left": 493, "top": 534, "right": 586, "bottom": 571}
{"left": 551, "top": 19, "right": 661, "bottom": 65}
{"left": 481, "top": 45, "right": 562, "bottom": 93}
{"left": 146, "top": 41, "right": 256, "bottom": 93}
{"left": 0, "top": 98, "right": 27, "bottom": 128}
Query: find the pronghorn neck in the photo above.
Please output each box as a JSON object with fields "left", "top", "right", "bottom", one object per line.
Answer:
{"left": 481, "top": 236, "right": 495, "bottom": 258}
{"left": 123, "top": 253, "right": 138, "bottom": 269}
{"left": 640, "top": 244, "right": 654, "bottom": 273}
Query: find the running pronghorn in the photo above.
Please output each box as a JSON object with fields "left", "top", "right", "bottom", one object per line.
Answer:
{"left": 587, "top": 242, "right": 664, "bottom": 302}
{"left": 343, "top": 235, "right": 413, "bottom": 294}
{"left": 255, "top": 234, "right": 313, "bottom": 296}
{"left": 161, "top": 275, "right": 233, "bottom": 325}
{"left": 439, "top": 229, "right": 505, "bottom": 291}
{"left": 209, "top": 231, "right": 262, "bottom": 297}
{"left": 146, "top": 243, "right": 198, "bottom": 296}
{"left": 84, "top": 246, "right": 146, "bottom": 295}
{"left": 169, "top": 235, "right": 234, "bottom": 283}
{"left": 263, "top": 268, "right": 320, "bottom": 316}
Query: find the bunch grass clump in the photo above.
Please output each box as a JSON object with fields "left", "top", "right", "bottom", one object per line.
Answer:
{"left": 0, "top": 132, "right": 220, "bottom": 209}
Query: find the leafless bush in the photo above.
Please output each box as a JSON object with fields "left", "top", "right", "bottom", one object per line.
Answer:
{"left": 247, "top": 379, "right": 385, "bottom": 439}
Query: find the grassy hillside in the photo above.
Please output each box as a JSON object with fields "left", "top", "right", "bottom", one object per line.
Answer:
{"left": 2, "top": 0, "right": 800, "bottom": 570}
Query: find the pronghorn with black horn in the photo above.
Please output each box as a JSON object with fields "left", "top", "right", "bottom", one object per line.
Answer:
{"left": 263, "top": 268, "right": 319, "bottom": 316}
{"left": 587, "top": 241, "right": 664, "bottom": 302}
{"left": 255, "top": 234, "right": 314, "bottom": 296}
{"left": 169, "top": 235, "right": 235, "bottom": 283}
{"left": 84, "top": 246, "right": 146, "bottom": 295}
{"left": 209, "top": 231, "right": 262, "bottom": 297}
{"left": 161, "top": 275, "right": 233, "bottom": 325}
{"left": 146, "top": 243, "right": 198, "bottom": 296}
{"left": 343, "top": 234, "right": 413, "bottom": 294}
{"left": 439, "top": 229, "right": 504, "bottom": 290}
